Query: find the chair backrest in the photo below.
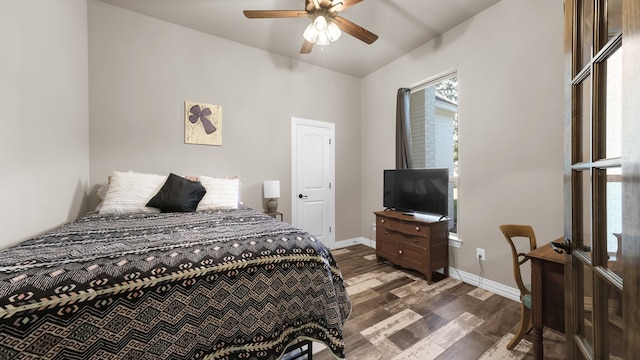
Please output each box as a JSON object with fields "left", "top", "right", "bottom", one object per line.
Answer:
{"left": 499, "top": 224, "right": 538, "bottom": 300}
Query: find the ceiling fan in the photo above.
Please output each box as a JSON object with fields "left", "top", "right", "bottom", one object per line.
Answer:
{"left": 243, "top": 0, "right": 378, "bottom": 54}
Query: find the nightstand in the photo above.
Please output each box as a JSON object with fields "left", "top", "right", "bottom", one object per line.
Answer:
{"left": 265, "top": 211, "right": 283, "bottom": 221}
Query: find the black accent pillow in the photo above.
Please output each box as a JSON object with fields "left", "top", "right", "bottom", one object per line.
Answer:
{"left": 146, "top": 173, "right": 206, "bottom": 212}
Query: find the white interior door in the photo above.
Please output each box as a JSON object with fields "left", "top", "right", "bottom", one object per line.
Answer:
{"left": 291, "top": 117, "right": 335, "bottom": 249}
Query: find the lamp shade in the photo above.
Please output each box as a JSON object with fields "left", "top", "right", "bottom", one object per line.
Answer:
{"left": 313, "top": 15, "right": 327, "bottom": 32}
{"left": 303, "top": 23, "right": 319, "bottom": 42}
{"left": 263, "top": 180, "right": 280, "bottom": 199}
{"left": 327, "top": 22, "right": 341, "bottom": 42}
{"left": 316, "top": 32, "right": 330, "bottom": 46}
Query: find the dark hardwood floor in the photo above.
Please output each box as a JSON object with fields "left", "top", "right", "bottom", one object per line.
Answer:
{"left": 314, "top": 244, "right": 565, "bottom": 360}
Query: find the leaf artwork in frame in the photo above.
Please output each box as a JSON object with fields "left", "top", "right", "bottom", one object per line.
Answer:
{"left": 185, "top": 101, "right": 222, "bottom": 146}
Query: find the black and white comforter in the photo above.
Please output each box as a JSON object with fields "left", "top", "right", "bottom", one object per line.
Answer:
{"left": 0, "top": 207, "right": 351, "bottom": 359}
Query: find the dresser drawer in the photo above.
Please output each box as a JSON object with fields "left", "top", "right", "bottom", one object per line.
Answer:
{"left": 378, "top": 227, "right": 427, "bottom": 248}
{"left": 377, "top": 216, "right": 429, "bottom": 238}
{"left": 377, "top": 240, "right": 426, "bottom": 273}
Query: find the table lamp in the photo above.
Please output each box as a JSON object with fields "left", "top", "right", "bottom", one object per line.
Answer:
{"left": 263, "top": 180, "right": 280, "bottom": 213}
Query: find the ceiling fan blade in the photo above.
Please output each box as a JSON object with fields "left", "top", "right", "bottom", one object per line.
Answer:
{"left": 334, "top": 16, "right": 378, "bottom": 44}
{"left": 300, "top": 40, "right": 315, "bottom": 54}
{"left": 332, "top": 0, "right": 363, "bottom": 12}
{"left": 243, "top": 10, "right": 309, "bottom": 19}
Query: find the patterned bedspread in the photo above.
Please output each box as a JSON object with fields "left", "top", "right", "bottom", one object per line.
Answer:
{"left": 0, "top": 207, "right": 351, "bottom": 359}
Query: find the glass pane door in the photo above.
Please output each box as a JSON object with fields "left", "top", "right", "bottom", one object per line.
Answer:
{"left": 566, "top": 0, "right": 624, "bottom": 359}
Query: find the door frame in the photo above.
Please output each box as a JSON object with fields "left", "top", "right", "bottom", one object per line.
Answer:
{"left": 291, "top": 117, "right": 336, "bottom": 249}
{"left": 622, "top": 1, "right": 640, "bottom": 359}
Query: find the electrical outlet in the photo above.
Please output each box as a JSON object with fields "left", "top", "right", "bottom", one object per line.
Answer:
{"left": 476, "top": 248, "right": 485, "bottom": 261}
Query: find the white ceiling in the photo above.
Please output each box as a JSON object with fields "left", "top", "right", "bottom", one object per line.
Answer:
{"left": 98, "top": 0, "right": 502, "bottom": 78}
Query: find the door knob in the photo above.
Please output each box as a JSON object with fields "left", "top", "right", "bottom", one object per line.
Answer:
{"left": 298, "top": 194, "right": 308, "bottom": 199}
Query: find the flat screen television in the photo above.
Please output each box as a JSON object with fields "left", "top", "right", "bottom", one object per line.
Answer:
{"left": 383, "top": 168, "right": 449, "bottom": 217}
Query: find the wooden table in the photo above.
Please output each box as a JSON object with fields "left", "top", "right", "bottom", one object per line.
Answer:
{"left": 527, "top": 242, "right": 565, "bottom": 360}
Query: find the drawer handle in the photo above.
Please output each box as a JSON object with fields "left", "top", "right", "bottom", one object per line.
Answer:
{"left": 413, "top": 238, "right": 418, "bottom": 243}
{"left": 415, "top": 226, "right": 420, "bottom": 231}
{"left": 381, "top": 219, "right": 385, "bottom": 223}
{"left": 384, "top": 231, "right": 390, "bottom": 235}
{"left": 398, "top": 250, "right": 403, "bottom": 255}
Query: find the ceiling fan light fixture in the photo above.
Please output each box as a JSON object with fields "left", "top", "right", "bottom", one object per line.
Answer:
{"left": 327, "top": 22, "right": 341, "bottom": 42}
{"left": 304, "top": 15, "right": 341, "bottom": 46}
{"left": 303, "top": 23, "right": 319, "bottom": 42}
{"left": 316, "top": 31, "right": 330, "bottom": 46}
{"left": 313, "top": 15, "right": 328, "bottom": 32}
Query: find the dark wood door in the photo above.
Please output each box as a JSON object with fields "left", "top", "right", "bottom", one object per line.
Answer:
{"left": 563, "top": 0, "right": 640, "bottom": 358}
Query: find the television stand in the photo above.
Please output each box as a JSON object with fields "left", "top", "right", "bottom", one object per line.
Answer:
{"left": 374, "top": 210, "right": 449, "bottom": 284}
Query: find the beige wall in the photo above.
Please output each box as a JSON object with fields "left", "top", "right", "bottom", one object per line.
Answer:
{"left": 0, "top": 0, "right": 90, "bottom": 248}
{"left": 360, "top": 0, "right": 565, "bottom": 287}
{"left": 87, "top": 0, "right": 363, "bottom": 241}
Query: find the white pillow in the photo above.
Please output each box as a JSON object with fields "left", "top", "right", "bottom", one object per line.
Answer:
{"left": 99, "top": 171, "right": 167, "bottom": 214}
{"left": 197, "top": 176, "right": 240, "bottom": 210}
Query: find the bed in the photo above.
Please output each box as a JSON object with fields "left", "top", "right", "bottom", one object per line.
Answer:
{"left": 0, "top": 172, "right": 351, "bottom": 359}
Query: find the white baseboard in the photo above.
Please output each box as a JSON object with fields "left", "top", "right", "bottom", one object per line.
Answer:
{"left": 333, "top": 237, "right": 375, "bottom": 249}
{"left": 333, "top": 237, "right": 520, "bottom": 302}
{"left": 447, "top": 267, "right": 520, "bottom": 302}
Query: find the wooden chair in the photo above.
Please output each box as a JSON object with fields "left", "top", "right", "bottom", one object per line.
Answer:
{"left": 499, "top": 224, "right": 538, "bottom": 350}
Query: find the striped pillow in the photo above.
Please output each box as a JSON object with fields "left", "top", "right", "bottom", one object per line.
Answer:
{"left": 99, "top": 171, "right": 167, "bottom": 214}
{"left": 196, "top": 176, "right": 240, "bottom": 210}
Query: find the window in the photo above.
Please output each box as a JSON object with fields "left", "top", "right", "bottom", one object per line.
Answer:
{"left": 409, "top": 72, "right": 458, "bottom": 233}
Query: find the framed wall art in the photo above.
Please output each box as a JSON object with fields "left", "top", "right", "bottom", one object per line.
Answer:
{"left": 184, "top": 101, "right": 222, "bottom": 146}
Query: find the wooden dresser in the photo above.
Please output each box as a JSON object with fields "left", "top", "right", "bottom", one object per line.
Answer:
{"left": 374, "top": 210, "right": 449, "bottom": 284}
